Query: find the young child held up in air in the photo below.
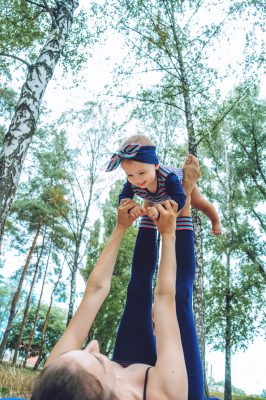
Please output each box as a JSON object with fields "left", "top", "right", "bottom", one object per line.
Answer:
{"left": 106, "top": 135, "right": 222, "bottom": 235}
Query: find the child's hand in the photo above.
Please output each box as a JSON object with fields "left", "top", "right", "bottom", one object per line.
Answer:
{"left": 129, "top": 204, "right": 145, "bottom": 219}
{"left": 147, "top": 206, "right": 159, "bottom": 220}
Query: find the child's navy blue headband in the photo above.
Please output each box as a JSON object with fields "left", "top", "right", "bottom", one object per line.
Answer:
{"left": 106, "top": 144, "right": 159, "bottom": 172}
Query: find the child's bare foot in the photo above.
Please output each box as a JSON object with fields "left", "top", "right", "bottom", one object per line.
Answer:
{"left": 182, "top": 154, "right": 200, "bottom": 196}
{"left": 211, "top": 220, "right": 222, "bottom": 235}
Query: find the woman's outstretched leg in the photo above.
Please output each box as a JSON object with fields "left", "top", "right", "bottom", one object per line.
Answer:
{"left": 176, "top": 155, "right": 204, "bottom": 400}
{"left": 112, "top": 216, "right": 158, "bottom": 366}
{"left": 175, "top": 218, "right": 204, "bottom": 400}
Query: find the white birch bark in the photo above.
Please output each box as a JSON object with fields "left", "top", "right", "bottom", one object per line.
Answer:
{"left": 170, "top": 9, "right": 208, "bottom": 392}
{"left": 0, "top": 0, "right": 79, "bottom": 249}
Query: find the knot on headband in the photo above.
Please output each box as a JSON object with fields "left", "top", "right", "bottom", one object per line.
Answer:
{"left": 106, "top": 144, "right": 159, "bottom": 172}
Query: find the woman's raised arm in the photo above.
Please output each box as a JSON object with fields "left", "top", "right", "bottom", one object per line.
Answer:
{"left": 45, "top": 200, "right": 137, "bottom": 366}
{"left": 151, "top": 201, "right": 188, "bottom": 400}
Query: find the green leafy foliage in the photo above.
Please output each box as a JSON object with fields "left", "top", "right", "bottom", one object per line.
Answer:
{"left": 6, "top": 303, "right": 66, "bottom": 361}
{"left": 202, "top": 87, "right": 266, "bottom": 354}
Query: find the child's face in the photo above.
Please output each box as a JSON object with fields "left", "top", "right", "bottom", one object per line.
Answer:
{"left": 121, "top": 159, "right": 159, "bottom": 189}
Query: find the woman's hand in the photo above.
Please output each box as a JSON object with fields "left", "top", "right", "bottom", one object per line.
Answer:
{"left": 117, "top": 200, "right": 141, "bottom": 229}
{"left": 153, "top": 200, "right": 178, "bottom": 235}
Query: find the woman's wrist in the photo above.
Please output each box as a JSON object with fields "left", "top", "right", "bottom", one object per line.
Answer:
{"left": 113, "top": 224, "right": 128, "bottom": 238}
{"left": 161, "top": 232, "right": 176, "bottom": 240}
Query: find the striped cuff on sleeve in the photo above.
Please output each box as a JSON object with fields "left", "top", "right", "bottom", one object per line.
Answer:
{"left": 176, "top": 217, "right": 193, "bottom": 231}
{"left": 139, "top": 215, "right": 157, "bottom": 230}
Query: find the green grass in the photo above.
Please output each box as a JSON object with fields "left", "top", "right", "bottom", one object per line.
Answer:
{"left": 210, "top": 391, "right": 265, "bottom": 400}
{"left": 0, "top": 364, "right": 38, "bottom": 399}
{"left": 0, "top": 365, "right": 264, "bottom": 400}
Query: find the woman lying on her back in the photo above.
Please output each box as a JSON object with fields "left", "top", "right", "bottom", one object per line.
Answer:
{"left": 31, "top": 157, "right": 201, "bottom": 400}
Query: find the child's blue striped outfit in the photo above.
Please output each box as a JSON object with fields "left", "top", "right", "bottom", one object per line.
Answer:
{"left": 119, "top": 164, "right": 186, "bottom": 210}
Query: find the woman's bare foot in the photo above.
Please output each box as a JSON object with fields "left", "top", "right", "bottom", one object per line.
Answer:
{"left": 211, "top": 220, "right": 222, "bottom": 235}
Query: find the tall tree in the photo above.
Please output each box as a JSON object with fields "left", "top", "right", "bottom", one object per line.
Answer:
{"left": 202, "top": 87, "right": 266, "bottom": 399}
{"left": 56, "top": 102, "right": 115, "bottom": 325}
{"left": 0, "top": 216, "right": 43, "bottom": 361}
{"left": 0, "top": 0, "right": 80, "bottom": 248}
{"left": 0, "top": 127, "right": 71, "bottom": 360}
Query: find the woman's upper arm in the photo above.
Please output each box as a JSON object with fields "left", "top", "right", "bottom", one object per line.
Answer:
{"left": 45, "top": 287, "right": 108, "bottom": 366}
{"left": 151, "top": 296, "right": 188, "bottom": 400}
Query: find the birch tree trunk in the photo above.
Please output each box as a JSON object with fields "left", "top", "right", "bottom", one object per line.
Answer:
{"left": 224, "top": 145, "right": 233, "bottom": 400}
{"left": 0, "top": 220, "right": 43, "bottom": 360}
{"left": 224, "top": 269, "right": 232, "bottom": 400}
{"left": 67, "top": 257, "right": 78, "bottom": 325}
{"left": 169, "top": 6, "right": 208, "bottom": 394}
{"left": 0, "top": 0, "right": 79, "bottom": 250}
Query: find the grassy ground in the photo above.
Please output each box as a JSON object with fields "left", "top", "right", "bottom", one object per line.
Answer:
{"left": 0, "top": 365, "right": 264, "bottom": 399}
{"left": 210, "top": 391, "right": 264, "bottom": 400}
{"left": 0, "top": 364, "right": 37, "bottom": 399}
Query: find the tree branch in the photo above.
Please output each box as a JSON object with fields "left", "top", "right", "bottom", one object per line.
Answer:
{"left": 251, "top": 209, "right": 266, "bottom": 232}
{"left": 41, "top": 0, "right": 58, "bottom": 26}
{"left": 109, "top": 93, "right": 185, "bottom": 112}
{"left": 0, "top": 53, "right": 31, "bottom": 68}
{"left": 195, "top": 87, "right": 251, "bottom": 148}
{"left": 120, "top": 25, "right": 180, "bottom": 80}
{"left": 251, "top": 122, "right": 266, "bottom": 185}
{"left": 244, "top": 249, "right": 266, "bottom": 284}
{"left": 26, "top": 0, "right": 46, "bottom": 9}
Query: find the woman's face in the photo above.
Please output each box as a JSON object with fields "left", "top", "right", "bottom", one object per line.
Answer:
{"left": 60, "top": 340, "right": 116, "bottom": 391}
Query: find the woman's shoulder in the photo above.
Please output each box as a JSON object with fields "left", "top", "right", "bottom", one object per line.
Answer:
{"left": 146, "top": 367, "right": 185, "bottom": 400}
{"left": 124, "top": 365, "right": 168, "bottom": 400}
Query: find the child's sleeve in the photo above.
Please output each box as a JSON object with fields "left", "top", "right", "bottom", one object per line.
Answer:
{"left": 118, "top": 180, "right": 134, "bottom": 204}
{"left": 165, "top": 173, "right": 186, "bottom": 210}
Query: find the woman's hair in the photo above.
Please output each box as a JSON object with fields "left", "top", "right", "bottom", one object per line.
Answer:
{"left": 31, "top": 362, "right": 117, "bottom": 400}
{"left": 119, "top": 134, "right": 155, "bottom": 150}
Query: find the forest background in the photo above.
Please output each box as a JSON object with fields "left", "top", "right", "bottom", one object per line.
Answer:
{"left": 0, "top": 0, "right": 265, "bottom": 399}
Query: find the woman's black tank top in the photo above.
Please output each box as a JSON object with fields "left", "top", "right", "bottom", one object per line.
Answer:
{"left": 143, "top": 367, "right": 152, "bottom": 400}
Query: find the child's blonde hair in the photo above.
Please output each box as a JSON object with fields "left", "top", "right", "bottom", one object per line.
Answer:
{"left": 118, "top": 135, "right": 155, "bottom": 151}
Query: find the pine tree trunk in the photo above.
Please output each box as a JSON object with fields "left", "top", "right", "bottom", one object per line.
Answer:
{"left": 0, "top": 0, "right": 79, "bottom": 249}
{"left": 12, "top": 237, "right": 45, "bottom": 366}
{"left": 32, "top": 302, "right": 51, "bottom": 371}
{"left": 22, "top": 241, "right": 51, "bottom": 366}
{"left": 32, "top": 261, "right": 63, "bottom": 370}
{"left": 0, "top": 220, "right": 43, "bottom": 361}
